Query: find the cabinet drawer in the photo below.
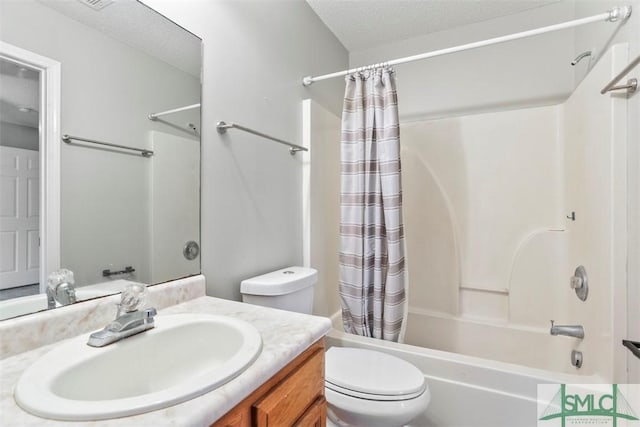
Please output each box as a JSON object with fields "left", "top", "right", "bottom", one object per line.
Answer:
{"left": 294, "top": 397, "right": 326, "bottom": 427}
{"left": 213, "top": 409, "right": 249, "bottom": 427}
{"left": 253, "top": 349, "right": 324, "bottom": 426}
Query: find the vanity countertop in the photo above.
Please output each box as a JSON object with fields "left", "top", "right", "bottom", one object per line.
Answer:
{"left": 0, "top": 296, "right": 332, "bottom": 426}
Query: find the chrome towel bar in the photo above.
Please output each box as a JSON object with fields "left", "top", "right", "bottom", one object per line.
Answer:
{"left": 62, "top": 134, "right": 153, "bottom": 157}
{"left": 148, "top": 103, "right": 200, "bottom": 120}
{"left": 622, "top": 339, "right": 640, "bottom": 360}
{"left": 601, "top": 54, "right": 639, "bottom": 94}
{"left": 102, "top": 266, "right": 135, "bottom": 277}
{"left": 216, "top": 121, "right": 308, "bottom": 155}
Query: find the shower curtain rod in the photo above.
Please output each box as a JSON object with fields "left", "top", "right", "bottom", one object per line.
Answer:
{"left": 302, "top": 5, "right": 632, "bottom": 86}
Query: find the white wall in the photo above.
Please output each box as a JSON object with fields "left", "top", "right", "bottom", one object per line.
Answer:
{"left": 0, "top": 0, "right": 200, "bottom": 286}
{"left": 141, "top": 0, "right": 348, "bottom": 301}
{"left": 349, "top": 1, "right": 575, "bottom": 120}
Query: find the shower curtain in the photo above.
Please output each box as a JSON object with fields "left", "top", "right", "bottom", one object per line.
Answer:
{"left": 338, "top": 67, "right": 407, "bottom": 342}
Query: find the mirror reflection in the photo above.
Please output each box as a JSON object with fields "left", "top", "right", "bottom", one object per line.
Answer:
{"left": 0, "top": 0, "right": 201, "bottom": 320}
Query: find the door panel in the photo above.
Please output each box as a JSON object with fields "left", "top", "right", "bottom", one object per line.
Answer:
{"left": 0, "top": 146, "right": 39, "bottom": 288}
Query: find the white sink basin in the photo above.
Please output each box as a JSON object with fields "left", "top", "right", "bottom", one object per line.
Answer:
{"left": 14, "top": 313, "right": 262, "bottom": 421}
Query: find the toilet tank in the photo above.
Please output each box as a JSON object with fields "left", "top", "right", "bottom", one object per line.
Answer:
{"left": 240, "top": 266, "right": 317, "bottom": 314}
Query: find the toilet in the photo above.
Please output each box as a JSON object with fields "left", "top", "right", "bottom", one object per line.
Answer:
{"left": 241, "top": 267, "right": 430, "bottom": 427}
{"left": 240, "top": 266, "right": 317, "bottom": 314}
{"left": 325, "top": 347, "right": 430, "bottom": 427}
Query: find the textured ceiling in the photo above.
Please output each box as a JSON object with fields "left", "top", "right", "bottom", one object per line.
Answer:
{"left": 306, "top": 0, "right": 563, "bottom": 51}
{"left": 0, "top": 59, "right": 40, "bottom": 128}
{"left": 39, "top": 0, "right": 200, "bottom": 77}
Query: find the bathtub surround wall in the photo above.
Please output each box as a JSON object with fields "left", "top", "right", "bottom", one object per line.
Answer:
{"left": 0, "top": 1, "right": 200, "bottom": 286}
{"left": 302, "top": 100, "right": 341, "bottom": 317}
{"left": 572, "top": 0, "right": 640, "bottom": 384}
{"left": 140, "top": 0, "right": 348, "bottom": 301}
{"left": 400, "top": 105, "right": 563, "bottom": 322}
{"left": 562, "top": 44, "right": 628, "bottom": 382}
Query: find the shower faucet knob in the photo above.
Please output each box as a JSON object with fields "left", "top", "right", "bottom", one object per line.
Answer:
{"left": 570, "top": 275, "right": 583, "bottom": 289}
{"left": 569, "top": 266, "right": 589, "bottom": 301}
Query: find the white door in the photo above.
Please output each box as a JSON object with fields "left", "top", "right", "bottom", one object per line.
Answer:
{"left": 0, "top": 146, "right": 39, "bottom": 289}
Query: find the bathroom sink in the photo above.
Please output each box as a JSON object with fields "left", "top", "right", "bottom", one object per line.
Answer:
{"left": 14, "top": 313, "right": 262, "bottom": 421}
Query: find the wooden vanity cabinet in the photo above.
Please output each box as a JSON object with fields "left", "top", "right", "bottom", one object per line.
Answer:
{"left": 212, "top": 339, "right": 326, "bottom": 427}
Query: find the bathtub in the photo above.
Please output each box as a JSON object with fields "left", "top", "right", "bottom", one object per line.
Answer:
{"left": 402, "top": 308, "right": 597, "bottom": 376}
{"left": 327, "top": 316, "right": 603, "bottom": 427}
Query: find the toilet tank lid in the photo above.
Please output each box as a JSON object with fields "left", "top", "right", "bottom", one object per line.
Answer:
{"left": 240, "top": 266, "right": 317, "bottom": 296}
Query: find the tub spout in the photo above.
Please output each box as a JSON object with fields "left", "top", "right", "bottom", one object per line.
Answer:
{"left": 550, "top": 320, "right": 584, "bottom": 339}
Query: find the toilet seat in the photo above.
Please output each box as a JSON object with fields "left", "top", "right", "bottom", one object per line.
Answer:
{"left": 325, "top": 381, "right": 425, "bottom": 401}
{"left": 325, "top": 347, "right": 426, "bottom": 402}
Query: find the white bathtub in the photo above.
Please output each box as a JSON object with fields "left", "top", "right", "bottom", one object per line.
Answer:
{"left": 402, "top": 308, "right": 597, "bottom": 376}
{"left": 326, "top": 325, "right": 602, "bottom": 427}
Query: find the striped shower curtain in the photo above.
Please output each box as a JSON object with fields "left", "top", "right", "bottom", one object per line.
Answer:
{"left": 339, "top": 67, "right": 406, "bottom": 342}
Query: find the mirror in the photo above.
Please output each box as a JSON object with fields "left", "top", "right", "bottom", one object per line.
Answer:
{"left": 0, "top": 0, "right": 201, "bottom": 320}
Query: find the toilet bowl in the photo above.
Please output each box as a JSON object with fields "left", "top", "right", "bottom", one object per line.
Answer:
{"left": 240, "top": 268, "right": 430, "bottom": 426}
{"left": 325, "top": 347, "right": 430, "bottom": 427}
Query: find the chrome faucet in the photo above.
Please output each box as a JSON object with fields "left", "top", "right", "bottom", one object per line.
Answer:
{"left": 550, "top": 320, "right": 584, "bottom": 339}
{"left": 46, "top": 282, "right": 76, "bottom": 308}
{"left": 46, "top": 269, "right": 76, "bottom": 309}
{"left": 87, "top": 284, "right": 156, "bottom": 347}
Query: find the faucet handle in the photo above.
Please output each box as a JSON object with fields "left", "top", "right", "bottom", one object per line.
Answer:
{"left": 59, "top": 268, "right": 74, "bottom": 286}
{"left": 118, "top": 284, "right": 148, "bottom": 315}
{"left": 570, "top": 266, "right": 589, "bottom": 301}
{"left": 47, "top": 268, "right": 75, "bottom": 288}
{"left": 570, "top": 275, "right": 583, "bottom": 289}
